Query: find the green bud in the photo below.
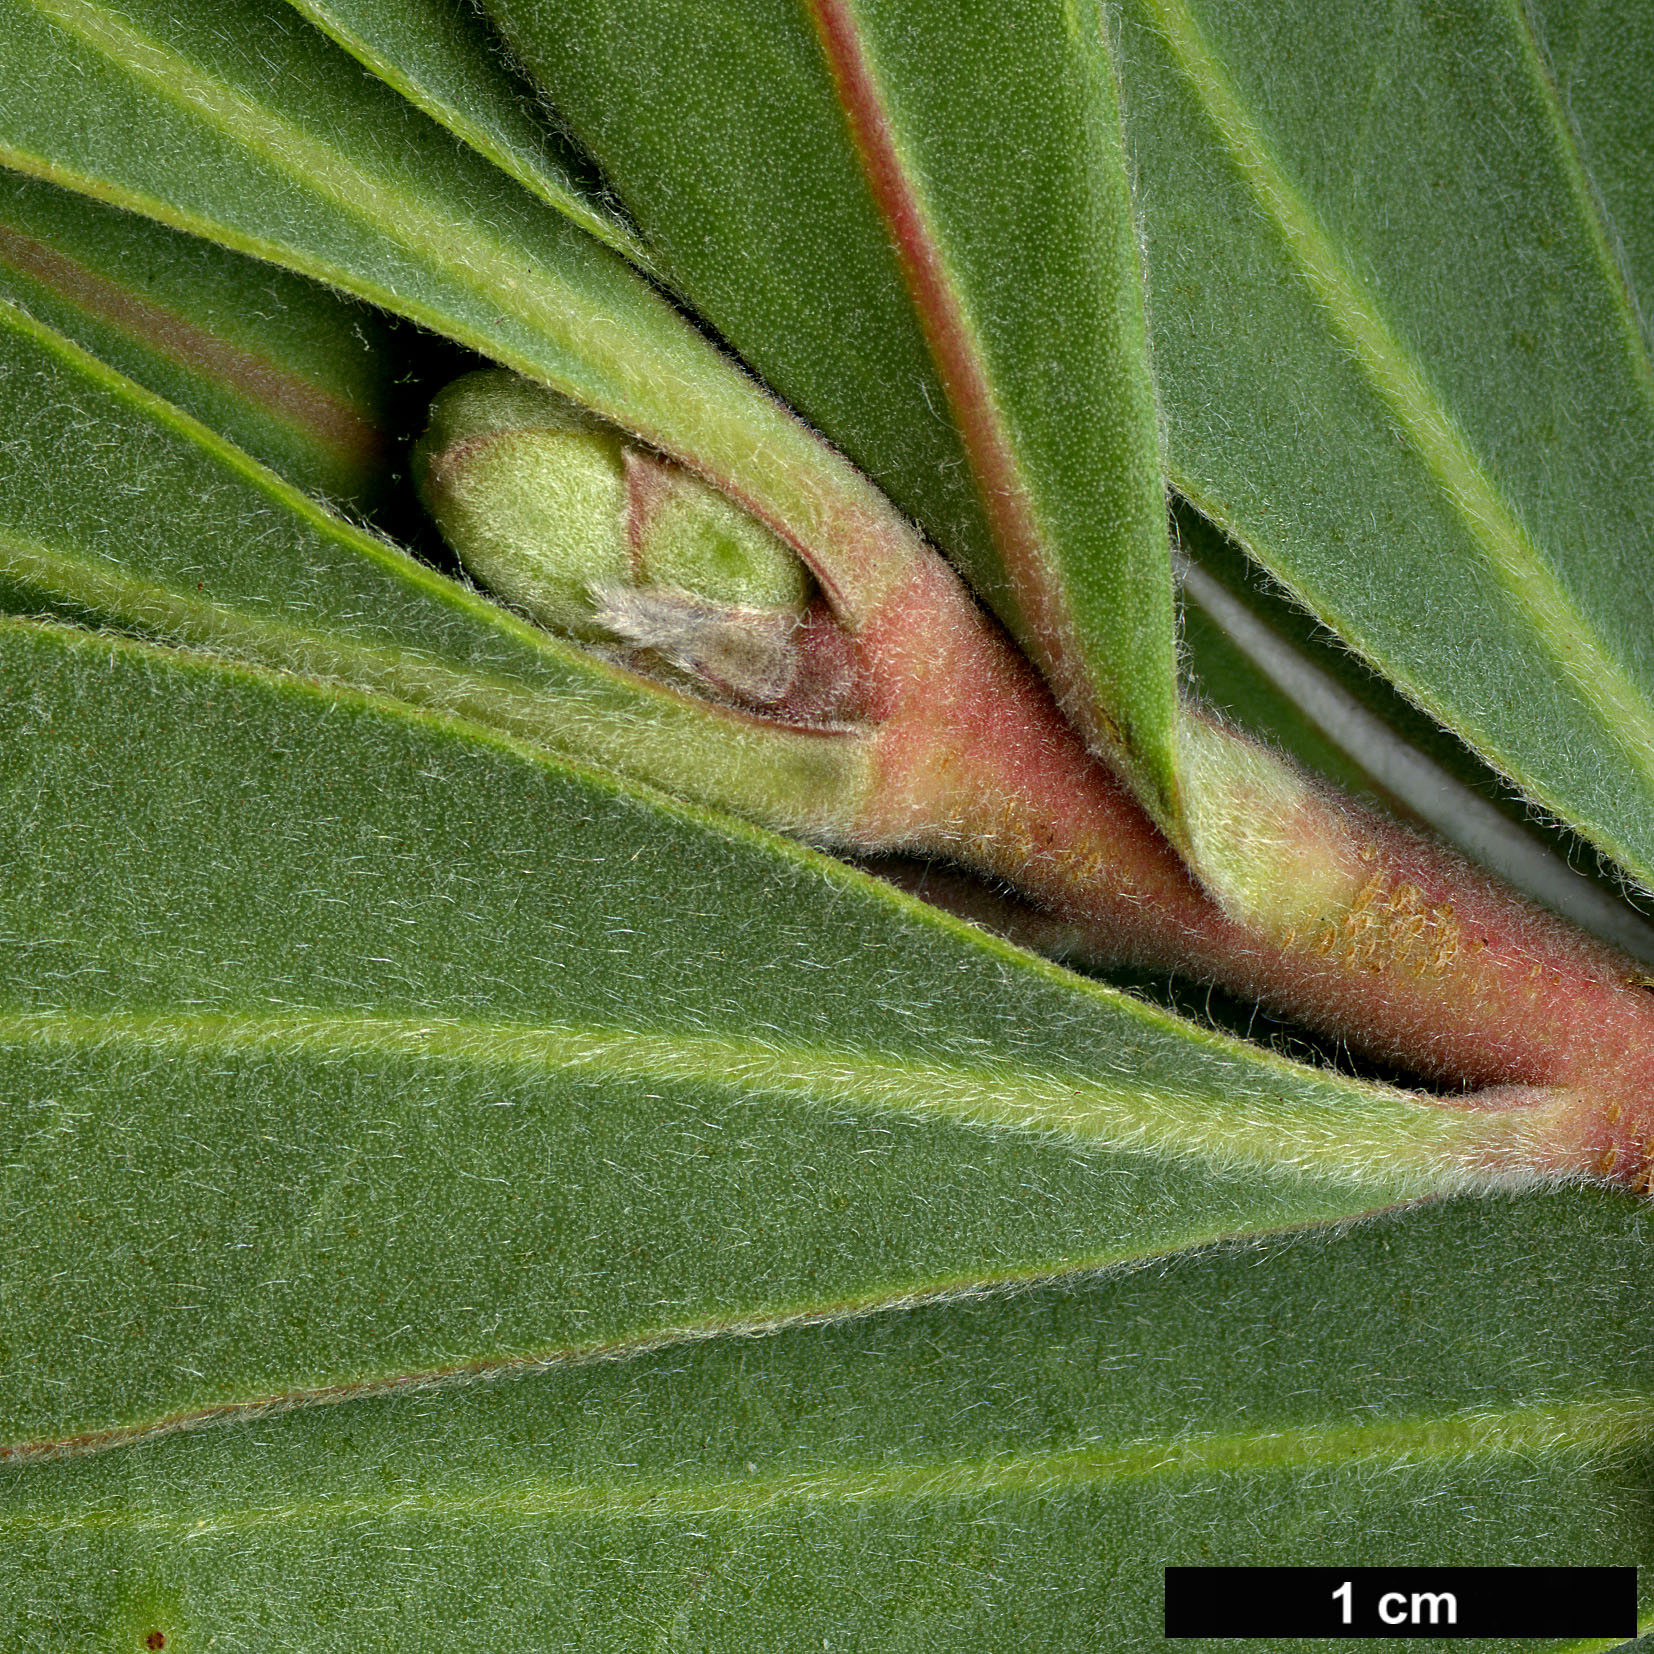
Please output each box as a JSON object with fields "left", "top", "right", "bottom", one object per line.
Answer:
{"left": 626, "top": 448, "right": 810, "bottom": 611}
{"left": 414, "top": 370, "right": 810, "bottom": 646}
{"left": 414, "top": 370, "right": 629, "bottom": 639}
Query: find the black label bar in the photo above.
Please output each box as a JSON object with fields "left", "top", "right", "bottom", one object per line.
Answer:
{"left": 1164, "top": 1566, "right": 1638, "bottom": 1638}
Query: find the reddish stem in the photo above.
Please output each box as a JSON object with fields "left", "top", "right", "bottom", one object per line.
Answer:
{"left": 828, "top": 559, "right": 1654, "bottom": 1191}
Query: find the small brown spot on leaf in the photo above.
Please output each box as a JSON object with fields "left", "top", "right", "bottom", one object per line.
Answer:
{"left": 144, "top": 1634, "right": 166, "bottom": 1651}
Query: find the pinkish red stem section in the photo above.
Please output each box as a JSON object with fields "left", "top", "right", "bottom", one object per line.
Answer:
{"left": 782, "top": 553, "right": 1654, "bottom": 1192}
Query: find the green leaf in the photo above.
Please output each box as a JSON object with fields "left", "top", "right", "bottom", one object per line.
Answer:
{"left": 274, "top": 0, "right": 661, "bottom": 274}
{"left": 0, "top": 616, "right": 1513, "bottom": 1450}
{"left": 3, "top": 0, "right": 1652, "bottom": 1635}
{"left": 470, "top": 0, "right": 1185, "bottom": 831}
{"left": 0, "top": 295, "right": 867, "bottom": 834}
{"left": 4, "top": 1189, "right": 1650, "bottom": 1647}
{"left": 0, "top": 169, "right": 396, "bottom": 506}
{"left": 0, "top": 0, "right": 925, "bottom": 625}
{"left": 1107, "top": 0, "right": 1654, "bottom": 889}
{"left": 1524, "top": 1, "right": 1654, "bottom": 321}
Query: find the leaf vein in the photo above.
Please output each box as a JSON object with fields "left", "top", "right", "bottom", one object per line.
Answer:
{"left": 8, "top": 1401, "right": 1648, "bottom": 1533}
{"left": 1, "top": 1007, "right": 1539, "bottom": 1188}
{"left": 1139, "top": 0, "right": 1654, "bottom": 809}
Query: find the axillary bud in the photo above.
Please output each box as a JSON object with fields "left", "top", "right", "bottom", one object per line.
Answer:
{"left": 414, "top": 370, "right": 812, "bottom": 680}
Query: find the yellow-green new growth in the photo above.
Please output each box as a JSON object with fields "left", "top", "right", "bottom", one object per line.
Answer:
{"left": 414, "top": 369, "right": 810, "bottom": 646}
{"left": 415, "top": 369, "right": 628, "bottom": 639}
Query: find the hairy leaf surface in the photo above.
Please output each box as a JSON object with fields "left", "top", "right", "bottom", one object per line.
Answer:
{"left": 0, "top": 170, "right": 395, "bottom": 505}
{"left": 1111, "top": 0, "right": 1654, "bottom": 887}
{"left": 0, "top": 617, "right": 1515, "bottom": 1449}
{"left": 1, "top": 0, "right": 1651, "bottom": 1638}
{"left": 4, "top": 1191, "right": 1650, "bottom": 1648}
{"left": 275, "top": 0, "right": 660, "bottom": 273}
{"left": 0, "top": 0, "right": 922, "bottom": 619}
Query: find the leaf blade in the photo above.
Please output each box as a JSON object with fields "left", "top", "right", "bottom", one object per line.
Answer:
{"left": 0, "top": 172, "right": 397, "bottom": 506}
{"left": 1112, "top": 0, "right": 1654, "bottom": 886}
{"left": 0, "top": 616, "right": 1528, "bottom": 1448}
{"left": 4, "top": 1188, "right": 1649, "bottom": 1647}
{"left": 274, "top": 0, "right": 661, "bottom": 274}
{"left": 0, "top": 0, "right": 919, "bottom": 617}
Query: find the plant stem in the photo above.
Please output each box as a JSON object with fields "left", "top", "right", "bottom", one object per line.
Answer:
{"left": 831, "top": 556, "right": 1654, "bottom": 1190}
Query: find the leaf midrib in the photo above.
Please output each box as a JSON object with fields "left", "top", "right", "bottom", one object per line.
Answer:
{"left": 0, "top": 225, "right": 375, "bottom": 460}
{"left": 0, "top": 1199, "right": 1418, "bottom": 1469}
{"left": 1135, "top": 0, "right": 1654, "bottom": 847}
{"left": 804, "top": 0, "right": 1180, "bottom": 823}
{"left": 8, "top": 1400, "right": 1649, "bottom": 1533}
{"left": 1503, "top": 0, "right": 1654, "bottom": 386}
{"left": 0, "top": 1006, "right": 1539, "bottom": 1188}
{"left": 278, "top": 0, "right": 662, "bottom": 276}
